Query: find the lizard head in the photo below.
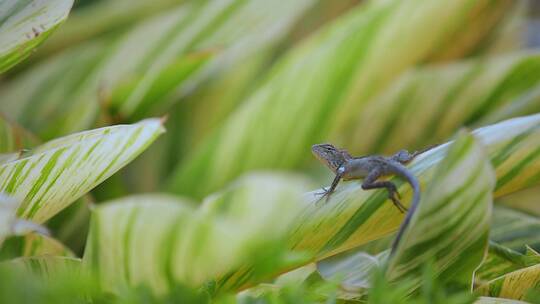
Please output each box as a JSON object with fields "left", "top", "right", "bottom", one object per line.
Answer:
{"left": 311, "top": 143, "right": 352, "bottom": 173}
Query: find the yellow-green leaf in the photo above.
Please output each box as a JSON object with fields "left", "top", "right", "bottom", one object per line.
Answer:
{"left": 168, "top": 0, "right": 520, "bottom": 199}
{"left": 0, "top": 0, "right": 74, "bottom": 73}
{"left": 477, "top": 262, "right": 540, "bottom": 300}
{"left": 0, "top": 118, "right": 164, "bottom": 223}
{"left": 387, "top": 131, "right": 495, "bottom": 289}
{"left": 83, "top": 176, "right": 312, "bottom": 295}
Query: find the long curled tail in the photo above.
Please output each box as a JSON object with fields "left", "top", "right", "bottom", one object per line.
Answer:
{"left": 388, "top": 162, "right": 421, "bottom": 256}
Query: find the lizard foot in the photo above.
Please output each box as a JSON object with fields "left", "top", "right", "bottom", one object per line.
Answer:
{"left": 314, "top": 187, "right": 332, "bottom": 204}
{"left": 389, "top": 192, "right": 407, "bottom": 213}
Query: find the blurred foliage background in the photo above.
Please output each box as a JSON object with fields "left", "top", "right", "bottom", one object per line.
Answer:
{"left": 2, "top": 0, "right": 540, "bottom": 303}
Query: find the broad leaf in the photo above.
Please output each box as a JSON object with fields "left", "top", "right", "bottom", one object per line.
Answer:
{"left": 0, "top": 114, "right": 38, "bottom": 154}
{"left": 0, "top": 233, "right": 74, "bottom": 260}
{"left": 35, "top": 0, "right": 180, "bottom": 56}
{"left": 316, "top": 132, "right": 495, "bottom": 297}
{"left": 350, "top": 51, "right": 540, "bottom": 154}
{"left": 0, "top": 0, "right": 316, "bottom": 139}
{"left": 168, "top": 0, "right": 521, "bottom": 199}
{"left": 475, "top": 297, "right": 529, "bottom": 304}
{"left": 86, "top": 114, "right": 540, "bottom": 295}
{"left": 0, "top": 118, "right": 164, "bottom": 223}
{"left": 491, "top": 206, "right": 540, "bottom": 252}
{"left": 0, "top": 194, "right": 47, "bottom": 247}
{"left": 477, "top": 260, "right": 540, "bottom": 300}
{"left": 83, "top": 176, "right": 312, "bottom": 294}
{"left": 0, "top": 0, "right": 74, "bottom": 73}
{"left": 475, "top": 242, "right": 540, "bottom": 285}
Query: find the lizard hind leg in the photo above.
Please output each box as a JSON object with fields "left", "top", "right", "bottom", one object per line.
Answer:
{"left": 362, "top": 170, "right": 407, "bottom": 213}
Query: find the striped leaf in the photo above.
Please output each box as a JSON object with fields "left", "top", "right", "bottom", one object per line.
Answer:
{"left": 0, "top": 233, "right": 74, "bottom": 260}
{"left": 0, "top": 114, "right": 38, "bottom": 154}
{"left": 83, "top": 176, "right": 311, "bottom": 294}
{"left": 477, "top": 258, "right": 540, "bottom": 300}
{"left": 34, "top": 0, "right": 181, "bottom": 57}
{"left": 0, "top": 118, "right": 164, "bottom": 223}
{"left": 497, "top": 185, "right": 540, "bottom": 217}
{"left": 316, "top": 132, "right": 495, "bottom": 297}
{"left": 0, "top": 0, "right": 316, "bottom": 139}
{"left": 85, "top": 114, "right": 540, "bottom": 295}
{"left": 350, "top": 51, "right": 540, "bottom": 154}
{"left": 0, "top": 194, "right": 48, "bottom": 248}
{"left": 0, "top": 0, "right": 73, "bottom": 73}
{"left": 475, "top": 297, "right": 529, "bottom": 304}
{"left": 491, "top": 206, "right": 540, "bottom": 252}
{"left": 168, "top": 0, "right": 520, "bottom": 199}
{"left": 317, "top": 250, "right": 387, "bottom": 299}
{"left": 387, "top": 131, "right": 494, "bottom": 290}
{"left": 475, "top": 242, "right": 540, "bottom": 285}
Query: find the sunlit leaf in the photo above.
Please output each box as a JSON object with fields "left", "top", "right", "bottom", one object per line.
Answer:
{"left": 0, "top": 0, "right": 316, "bottom": 139}
{"left": 0, "top": 118, "right": 164, "bottom": 223}
{"left": 0, "top": 194, "right": 47, "bottom": 248}
{"left": 350, "top": 51, "right": 540, "bottom": 154}
{"left": 216, "top": 114, "right": 540, "bottom": 292}
{"left": 0, "top": 233, "right": 74, "bottom": 260}
{"left": 84, "top": 176, "right": 312, "bottom": 294}
{"left": 491, "top": 206, "right": 540, "bottom": 252}
{"left": 315, "top": 131, "right": 494, "bottom": 298}
{"left": 89, "top": 114, "right": 539, "bottom": 294}
{"left": 477, "top": 261, "right": 540, "bottom": 300}
{"left": 475, "top": 242, "right": 540, "bottom": 285}
{"left": 0, "top": 114, "right": 38, "bottom": 154}
{"left": 0, "top": 0, "right": 74, "bottom": 73}
{"left": 168, "top": 0, "right": 521, "bottom": 199}
{"left": 34, "top": 0, "right": 180, "bottom": 57}
{"left": 474, "top": 297, "right": 529, "bottom": 304}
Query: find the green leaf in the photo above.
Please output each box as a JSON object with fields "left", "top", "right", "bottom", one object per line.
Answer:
{"left": 474, "top": 297, "right": 529, "bottom": 304}
{"left": 387, "top": 131, "right": 494, "bottom": 290}
{"left": 475, "top": 242, "right": 540, "bottom": 285}
{"left": 491, "top": 206, "right": 540, "bottom": 252}
{"left": 0, "top": 194, "right": 48, "bottom": 248}
{"left": 168, "top": 0, "right": 522, "bottom": 199}
{"left": 0, "top": 233, "right": 74, "bottom": 260}
{"left": 497, "top": 185, "right": 540, "bottom": 217}
{"left": 317, "top": 250, "right": 387, "bottom": 299}
{"left": 350, "top": 51, "right": 540, "bottom": 154}
{"left": 83, "top": 176, "right": 312, "bottom": 294}
{"left": 221, "top": 114, "right": 540, "bottom": 292}
{"left": 0, "top": 0, "right": 74, "bottom": 73}
{"left": 0, "top": 118, "right": 164, "bottom": 223}
{"left": 316, "top": 131, "right": 495, "bottom": 297}
{"left": 86, "top": 114, "right": 540, "bottom": 295}
{"left": 0, "top": 114, "right": 38, "bottom": 154}
{"left": 0, "top": 0, "right": 316, "bottom": 139}
{"left": 477, "top": 261, "right": 540, "bottom": 300}
{"left": 33, "top": 0, "right": 181, "bottom": 57}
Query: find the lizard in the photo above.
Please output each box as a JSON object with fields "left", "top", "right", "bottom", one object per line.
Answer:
{"left": 311, "top": 143, "right": 430, "bottom": 253}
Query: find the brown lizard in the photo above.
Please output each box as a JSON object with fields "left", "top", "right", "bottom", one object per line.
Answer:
{"left": 312, "top": 143, "right": 429, "bottom": 253}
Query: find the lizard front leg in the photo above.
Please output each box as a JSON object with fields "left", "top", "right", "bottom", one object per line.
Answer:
{"left": 361, "top": 169, "right": 407, "bottom": 213}
{"left": 316, "top": 171, "right": 343, "bottom": 203}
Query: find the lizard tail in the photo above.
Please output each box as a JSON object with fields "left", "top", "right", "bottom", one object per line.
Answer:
{"left": 389, "top": 162, "right": 421, "bottom": 256}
